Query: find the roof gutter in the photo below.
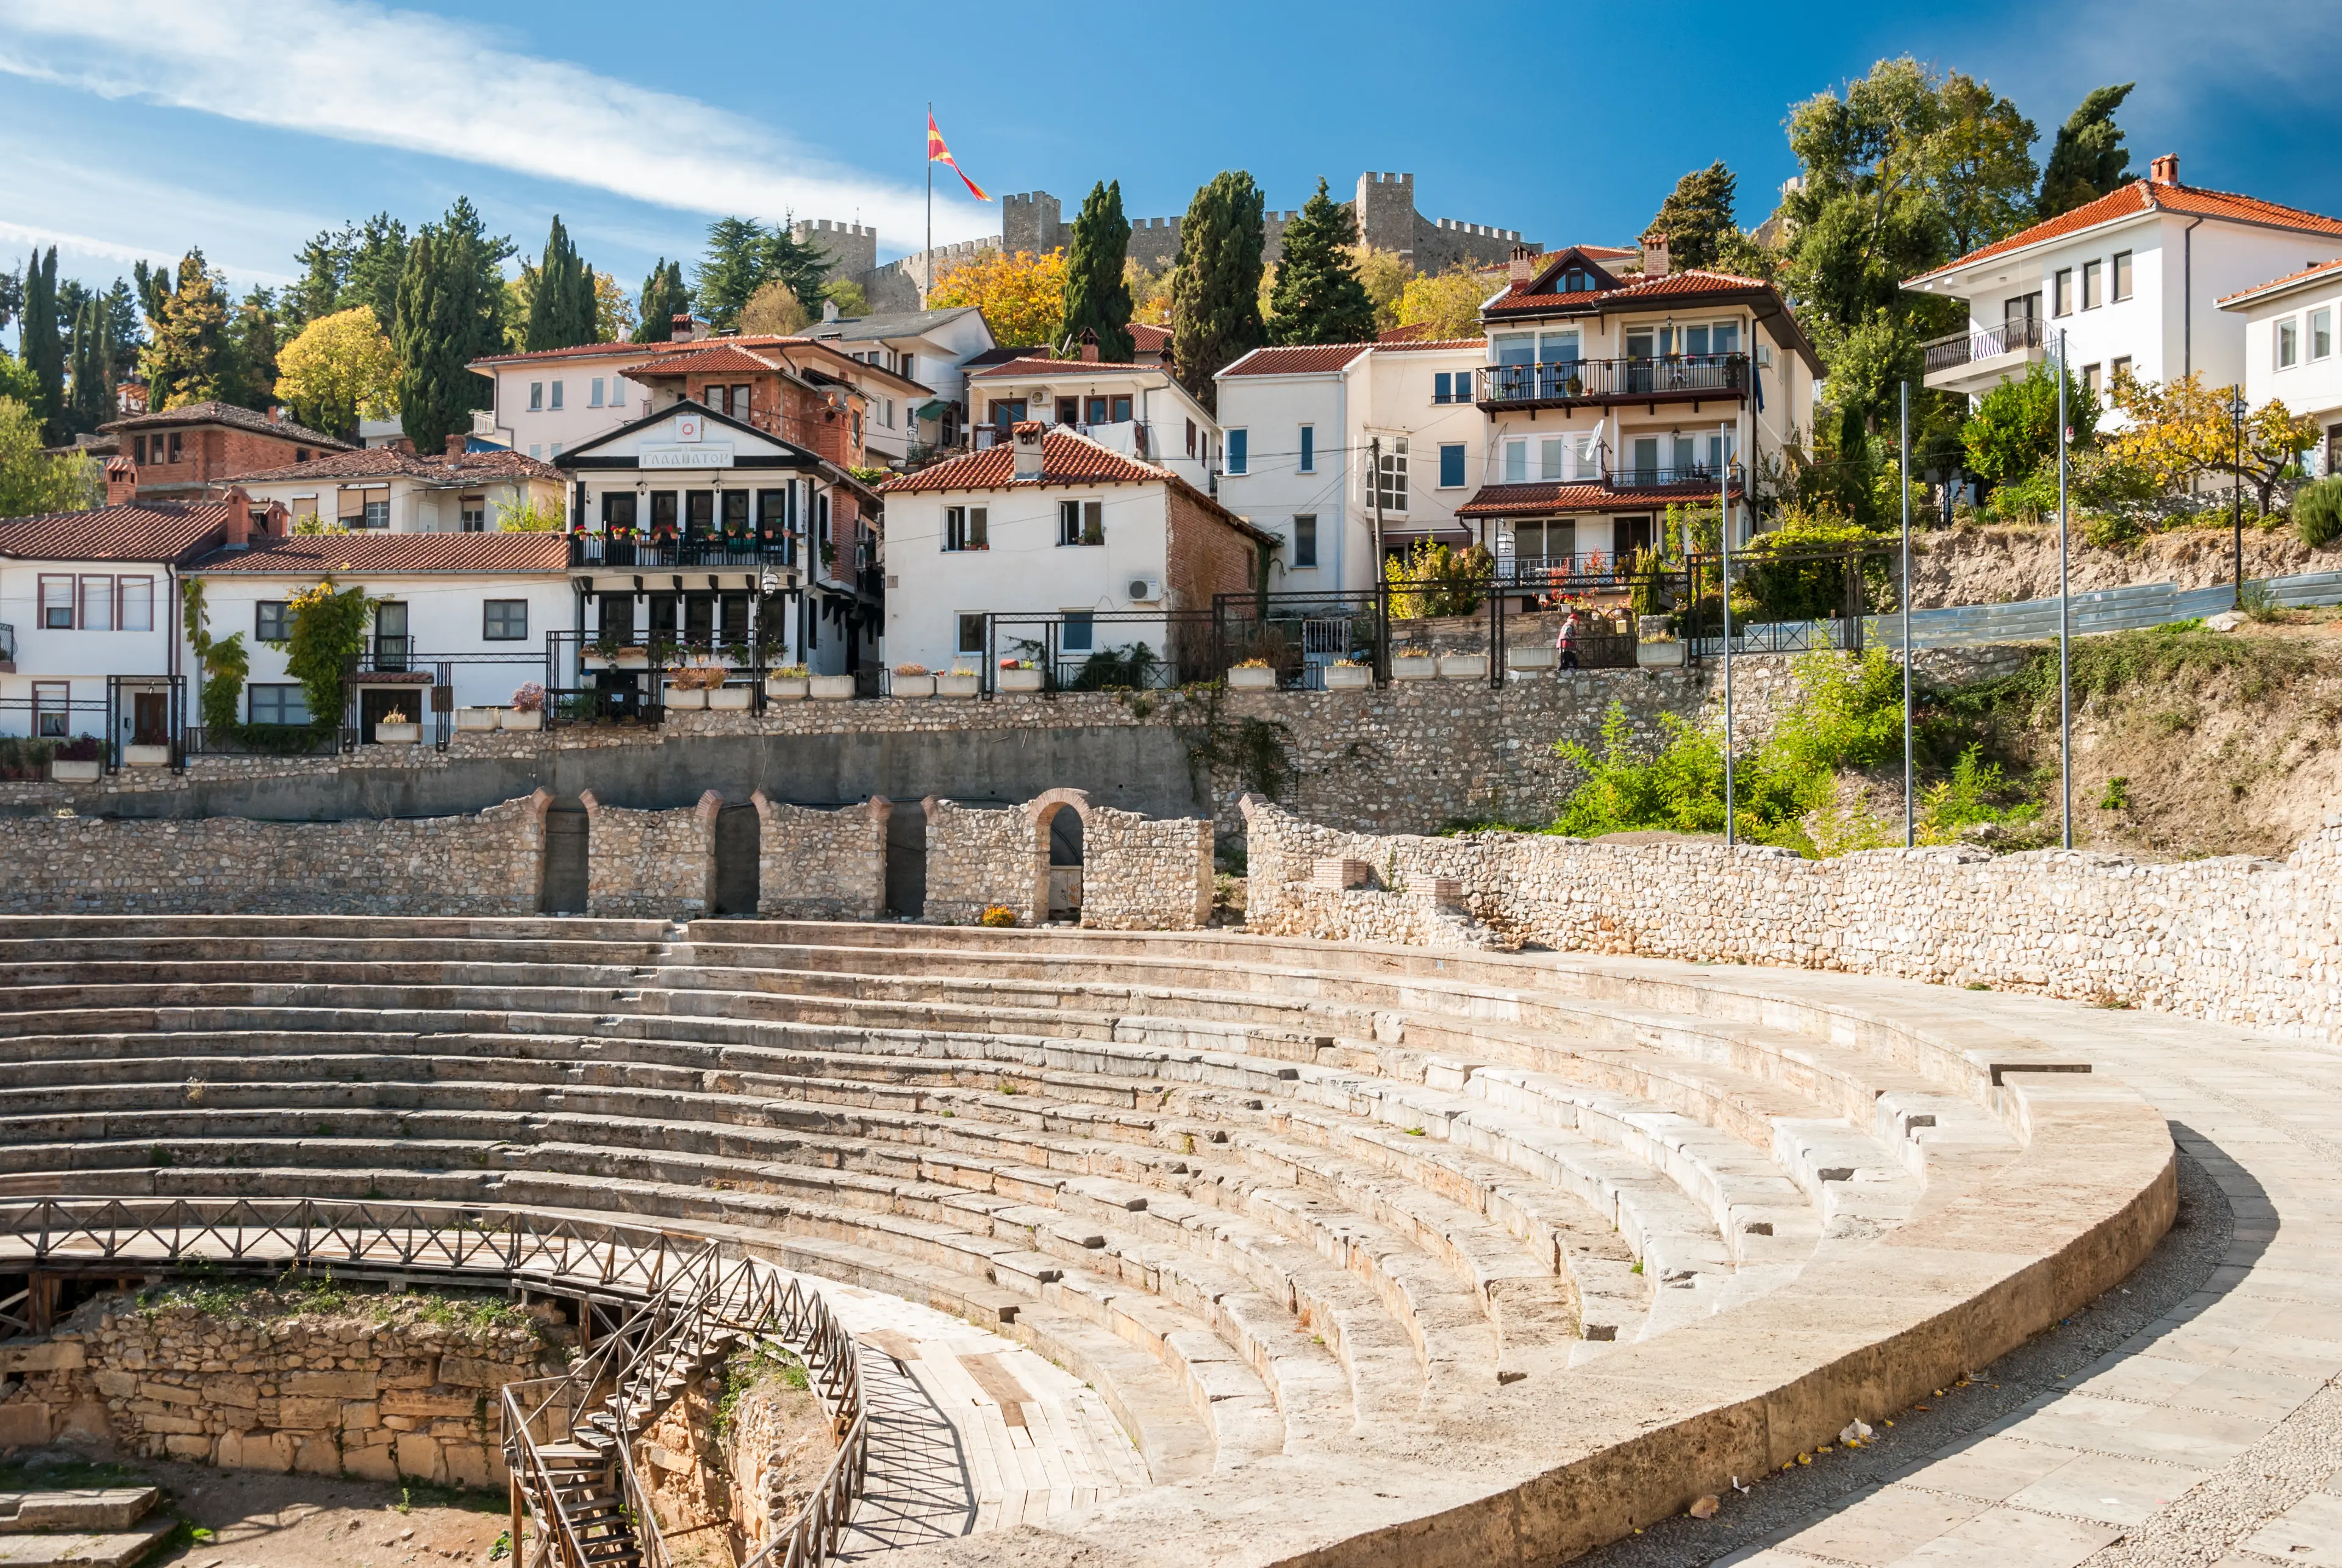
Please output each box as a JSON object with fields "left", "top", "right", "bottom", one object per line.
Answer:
{"left": 2183, "top": 215, "right": 2205, "bottom": 376}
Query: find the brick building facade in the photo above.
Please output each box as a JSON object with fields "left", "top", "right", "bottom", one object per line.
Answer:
{"left": 99, "top": 402, "right": 351, "bottom": 502}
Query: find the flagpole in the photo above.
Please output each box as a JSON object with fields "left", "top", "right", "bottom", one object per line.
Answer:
{"left": 924, "top": 102, "right": 933, "bottom": 309}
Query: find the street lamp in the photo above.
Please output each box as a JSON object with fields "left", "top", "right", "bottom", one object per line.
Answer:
{"left": 2232, "top": 387, "right": 2249, "bottom": 610}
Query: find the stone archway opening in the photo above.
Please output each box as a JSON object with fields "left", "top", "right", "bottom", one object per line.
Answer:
{"left": 1029, "top": 789, "right": 1090, "bottom": 923}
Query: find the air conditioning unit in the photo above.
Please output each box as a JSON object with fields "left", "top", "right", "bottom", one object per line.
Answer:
{"left": 1126, "top": 578, "right": 1162, "bottom": 603}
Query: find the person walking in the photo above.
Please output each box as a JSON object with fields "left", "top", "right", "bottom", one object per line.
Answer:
{"left": 1556, "top": 607, "right": 1581, "bottom": 670}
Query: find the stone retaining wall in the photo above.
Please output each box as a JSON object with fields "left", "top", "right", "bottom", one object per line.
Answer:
{"left": 582, "top": 789, "right": 720, "bottom": 918}
{"left": 1242, "top": 796, "right": 2342, "bottom": 1041}
{"left": 923, "top": 797, "right": 1045, "bottom": 925}
{"left": 754, "top": 793, "right": 888, "bottom": 919}
{"left": 0, "top": 1292, "right": 553, "bottom": 1485}
{"left": 0, "top": 792, "right": 550, "bottom": 915}
{"left": 923, "top": 789, "right": 1214, "bottom": 928}
{"left": 1083, "top": 807, "right": 1214, "bottom": 929}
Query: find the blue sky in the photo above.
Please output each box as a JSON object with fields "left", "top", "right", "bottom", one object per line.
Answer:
{"left": 4, "top": 0, "right": 2340, "bottom": 315}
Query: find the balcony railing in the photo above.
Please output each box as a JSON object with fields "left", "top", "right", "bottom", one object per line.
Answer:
{"left": 1604, "top": 462, "right": 1744, "bottom": 493}
{"left": 1477, "top": 355, "right": 1748, "bottom": 406}
{"left": 568, "top": 534, "right": 800, "bottom": 569}
{"left": 1922, "top": 317, "right": 2047, "bottom": 374}
{"left": 0, "top": 622, "right": 13, "bottom": 668}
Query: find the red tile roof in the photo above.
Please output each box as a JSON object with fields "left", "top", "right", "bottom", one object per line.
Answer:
{"left": 192, "top": 532, "right": 571, "bottom": 575}
{"left": 1127, "top": 322, "right": 1171, "bottom": 352}
{"left": 228, "top": 446, "right": 562, "bottom": 485}
{"left": 2219, "top": 257, "right": 2342, "bottom": 307}
{"left": 99, "top": 399, "right": 351, "bottom": 450}
{"left": 1484, "top": 267, "right": 1776, "bottom": 318}
{"left": 1377, "top": 337, "right": 1484, "bottom": 353}
{"left": 0, "top": 501, "right": 233, "bottom": 562}
{"left": 878, "top": 428, "right": 1169, "bottom": 492}
{"left": 972, "top": 356, "right": 1173, "bottom": 380}
{"left": 628, "top": 343, "right": 787, "bottom": 378}
{"left": 466, "top": 333, "right": 812, "bottom": 370}
{"left": 1910, "top": 179, "right": 2342, "bottom": 286}
{"left": 1455, "top": 481, "right": 1742, "bottom": 518}
{"left": 1219, "top": 345, "right": 1373, "bottom": 377}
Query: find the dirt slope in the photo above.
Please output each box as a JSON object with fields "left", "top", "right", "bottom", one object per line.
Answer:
{"left": 1910, "top": 523, "right": 2340, "bottom": 609}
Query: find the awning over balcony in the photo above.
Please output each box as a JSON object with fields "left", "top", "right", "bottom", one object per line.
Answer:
{"left": 1457, "top": 476, "right": 1744, "bottom": 518}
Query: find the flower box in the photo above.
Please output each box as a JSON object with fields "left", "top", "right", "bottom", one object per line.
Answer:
{"left": 707, "top": 687, "right": 752, "bottom": 711}
{"left": 50, "top": 758, "right": 101, "bottom": 782}
{"left": 373, "top": 724, "right": 420, "bottom": 746}
{"left": 937, "top": 673, "right": 981, "bottom": 698}
{"left": 664, "top": 687, "right": 708, "bottom": 711}
{"left": 1322, "top": 664, "right": 1372, "bottom": 691}
{"left": 1506, "top": 646, "right": 1558, "bottom": 672}
{"left": 582, "top": 653, "right": 612, "bottom": 670}
{"left": 765, "top": 676, "right": 809, "bottom": 701}
{"left": 892, "top": 675, "right": 937, "bottom": 698}
{"left": 1439, "top": 653, "right": 1488, "bottom": 681}
{"left": 1391, "top": 657, "right": 1438, "bottom": 682}
{"left": 615, "top": 649, "right": 650, "bottom": 670}
{"left": 809, "top": 675, "right": 856, "bottom": 701}
{"left": 1636, "top": 640, "right": 1685, "bottom": 668}
{"left": 997, "top": 668, "right": 1045, "bottom": 693}
{"left": 1228, "top": 666, "right": 1278, "bottom": 691}
{"left": 454, "top": 707, "right": 500, "bottom": 732}
{"left": 500, "top": 709, "right": 545, "bottom": 731}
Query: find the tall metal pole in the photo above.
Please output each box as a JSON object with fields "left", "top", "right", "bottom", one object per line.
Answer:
{"left": 2232, "top": 387, "right": 2247, "bottom": 609}
{"left": 1900, "top": 381, "right": 1913, "bottom": 848}
{"left": 2057, "top": 329, "right": 2072, "bottom": 850}
{"left": 923, "top": 102, "right": 933, "bottom": 309}
{"left": 1721, "top": 465, "right": 1735, "bottom": 850}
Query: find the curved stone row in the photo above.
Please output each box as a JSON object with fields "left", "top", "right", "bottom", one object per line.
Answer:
{"left": 0, "top": 916, "right": 2173, "bottom": 1568}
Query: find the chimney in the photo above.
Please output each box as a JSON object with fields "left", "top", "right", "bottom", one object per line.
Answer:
{"left": 219, "top": 485, "right": 254, "bottom": 548}
{"left": 1011, "top": 420, "right": 1045, "bottom": 482}
{"left": 2149, "top": 153, "right": 2180, "bottom": 185}
{"left": 1079, "top": 328, "right": 1100, "bottom": 363}
{"left": 267, "top": 406, "right": 285, "bottom": 423}
{"left": 445, "top": 432, "right": 468, "bottom": 459}
{"left": 1640, "top": 231, "right": 1670, "bottom": 279}
{"left": 822, "top": 298, "right": 841, "bottom": 322}
{"left": 1508, "top": 242, "right": 1536, "bottom": 284}
{"left": 389, "top": 435, "right": 417, "bottom": 456}
{"left": 671, "top": 313, "right": 700, "bottom": 343}
{"left": 104, "top": 456, "right": 138, "bottom": 506}
{"left": 258, "top": 499, "right": 288, "bottom": 537}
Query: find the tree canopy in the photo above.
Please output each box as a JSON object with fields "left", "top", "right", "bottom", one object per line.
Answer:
{"left": 394, "top": 199, "right": 510, "bottom": 453}
{"left": 524, "top": 215, "right": 599, "bottom": 351}
{"left": 633, "top": 259, "right": 689, "bottom": 342}
{"left": 1267, "top": 178, "right": 1377, "bottom": 346}
{"left": 1394, "top": 265, "right": 1492, "bottom": 340}
{"left": 1170, "top": 170, "right": 1267, "bottom": 413}
{"left": 1960, "top": 359, "right": 2097, "bottom": 484}
{"left": 0, "top": 396, "right": 94, "bottom": 516}
{"left": 1646, "top": 163, "right": 1740, "bottom": 271}
{"left": 18, "top": 248, "right": 63, "bottom": 443}
{"left": 928, "top": 249, "right": 1067, "bottom": 349}
{"left": 1060, "top": 181, "right": 1134, "bottom": 361}
{"left": 275, "top": 306, "right": 398, "bottom": 442}
{"left": 2037, "top": 84, "right": 2136, "bottom": 219}
{"left": 140, "top": 251, "right": 233, "bottom": 411}
{"left": 285, "top": 213, "right": 409, "bottom": 335}
{"left": 694, "top": 218, "right": 831, "bottom": 332}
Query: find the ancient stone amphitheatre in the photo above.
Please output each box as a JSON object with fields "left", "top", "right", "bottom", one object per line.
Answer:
{"left": 0, "top": 901, "right": 2184, "bottom": 1568}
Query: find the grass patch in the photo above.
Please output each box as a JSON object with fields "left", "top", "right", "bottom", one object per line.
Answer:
{"left": 137, "top": 1267, "right": 534, "bottom": 1331}
{"left": 713, "top": 1340, "right": 810, "bottom": 1437}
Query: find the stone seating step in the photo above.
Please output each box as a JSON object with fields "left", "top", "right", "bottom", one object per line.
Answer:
{"left": 0, "top": 1489, "right": 159, "bottom": 1533}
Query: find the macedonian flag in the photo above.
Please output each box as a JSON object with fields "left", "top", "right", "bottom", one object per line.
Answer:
{"left": 927, "top": 113, "right": 990, "bottom": 202}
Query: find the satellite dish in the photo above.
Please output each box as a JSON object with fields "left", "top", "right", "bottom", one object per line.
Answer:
{"left": 759, "top": 571, "right": 782, "bottom": 593}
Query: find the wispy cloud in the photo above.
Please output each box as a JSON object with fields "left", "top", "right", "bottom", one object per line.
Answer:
{"left": 0, "top": 0, "right": 989, "bottom": 248}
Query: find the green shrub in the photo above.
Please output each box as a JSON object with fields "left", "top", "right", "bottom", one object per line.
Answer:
{"left": 2295, "top": 476, "right": 2342, "bottom": 548}
{"left": 2083, "top": 511, "right": 2143, "bottom": 548}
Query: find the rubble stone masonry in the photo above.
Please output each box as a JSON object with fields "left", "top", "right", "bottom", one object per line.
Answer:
{"left": 754, "top": 792, "right": 889, "bottom": 918}
{"left": 582, "top": 789, "right": 720, "bottom": 918}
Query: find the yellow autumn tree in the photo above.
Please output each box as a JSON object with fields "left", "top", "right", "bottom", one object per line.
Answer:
{"left": 1351, "top": 246, "right": 1411, "bottom": 332}
{"left": 273, "top": 306, "right": 398, "bottom": 443}
{"left": 2108, "top": 370, "right": 2318, "bottom": 516}
{"left": 1123, "top": 257, "right": 1175, "bottom": 326}
{"left": 930, "top": 249, "right": 1066, "bottom": 348}
{"left": 1395, "top": 263, "right": 1500, "bottom": 340}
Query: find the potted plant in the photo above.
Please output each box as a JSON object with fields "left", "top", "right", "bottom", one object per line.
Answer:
{"left": 644, "top": 635, "right": 680, "bottom": 671}
{"left": 375, "top": 705, "right": 421, "bottom": 745}
{"left": 1438, "top": 649, "right": 1489, "bottom": 680}
{"left": 1636, "top": 614, "right": 1683, "bottom": 668}
{"left": 892, "top": 663, "right": 936, "bottom": 698}
{"left": 614, "top": 645, "right": 650, "bottom": 670}
{"left": 937, "top": 665, "right": 982, "bottom": 698}
{"left": 1228, "top": 657, "right": 1278, "bottom": 692}
{"left": 1506, "top": 642, "right": 1558, "bottom": 672}
{"left": 765, "top": 664, "right": 810, "bottom": 701}
{"left": 454, "top": 704, "right": 500, "bottom": 732}
{"left": 584, "top": 634, "right": 622, "bottom": 670}
{"left": 1322, "top": 659, "right": 1372, "bottom": 692}
{"left": 1392, "top": 650, "right": 1438, "bottom": 682}
{"left": 707, "top": 680, "right": 752, "bottom": 710}
{"left": 49, "top": 735, "right": 102, "bottom": 783}
{"left": 997, "top": 657, "right": 1045, "bottom": 693}
{"left": 662, "top": 665, "right": 718, "bottom": 710}
{"left": 809, "top": 671, "right": 857, "bottom": 701}
{"left": 503, "top": 682, "right": 546, "bottom": 730}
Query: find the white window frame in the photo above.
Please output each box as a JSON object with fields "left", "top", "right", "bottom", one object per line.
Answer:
{"left": 944, "top": 504, "right": 989, "bottom": 552}
{"left": 550, "top": 380, "right": 565, "bottom": 410}
{"left": 2279, "top": 317, "right": 2301, "bottom": 370}
{"left": 1502, "top": 437, "right": 1528, "bottom": 485}
{"left": 2111, "top": 251, "right": 2133, "bottom": 302}
{"left": 2312, "top": 307, "right": 2333, "bottom": 362}
{"left": 529, "top": 382, "right": 544, "bottom": 411}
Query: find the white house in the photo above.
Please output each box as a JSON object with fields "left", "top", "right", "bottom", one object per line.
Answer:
{"left": 1214, "top": 338, "right": 1487, "bottom": 593}
{"left": 1905, "top": 154, "right": 2342, "bottom": 414}
{"left": 876, "top": 424, "right": 1273, "bottom": 680}
{"left": 556, "top": 399, "right": 883, "bottom": 681}
{"left": 2221, "top": 259, "right": 2342, "bottom": 475}
{"left": 966, "top": 352, "right": 1222, "bottom": 493}
{"left": 227, "top": 442, "right": 564, "bottom": 532}
{"left": 797, "top": 304, "right": 998, "bottom": 457}
{"left": 187, "top": 531, "right": 575, "bottom": 740}
{"left": 1460, "top": 241, "right": 1822, "bottom": 568}
{"left": 0, "top": 496, "right": 256, "bottom": 752}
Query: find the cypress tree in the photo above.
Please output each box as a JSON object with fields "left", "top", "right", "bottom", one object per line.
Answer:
{"left": 1060, "top": 181, "right": 1134, "bottom": 361}
{"left": 21, "top": 248, "right": 63, "bottom": 442}
{"left": 2038, "top": 84, "right": 2136, "bottom": 220}
{"left": 140, "top": 252, "right": 230, "bottom": 411}
{"left": 395, "top": 229, "right": 468, "bottom": 453}
{"left": 1266, "top": 177, "right": 1376, "bottom": 346}
{"left": 1645, "top": 163, "right": 1740, "bottom": 272}
{"left": 526, "top": 215, "right": 596, "bottom": 351}
{"left": 633, "top": 260, "right": 689, "bottom": 342}
{"left": 66, "top": 294, "right": 113, "bottom": 435}
{"left": 344, "top": 212, "right": 410, "bottom": 336}
{"left": 1170, "top": 171, "right": 1266, "bottom": 414}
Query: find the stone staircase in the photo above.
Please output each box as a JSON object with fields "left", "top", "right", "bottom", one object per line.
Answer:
{"left": 0, "top": 1487, "right": 168, "bottom": 1567}
{"left": 0, "top": 915, "right": 2168, "bottom": 1568}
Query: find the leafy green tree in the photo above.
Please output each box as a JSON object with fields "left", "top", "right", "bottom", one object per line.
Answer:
{"left": 0, "top": 261, "right": 21, "bottom": 336}
{"left": 1267, "top": 177, "right": 1376, "bottom": 346}
{"left": 1933, "top": 73, "right": 2041, "bottom": 259}
{"left": 525, "top": 215, "right": 598, "bottom": 350}
{"left": 0, "top": 396, "right": 94, "bottom": 515}
{"left": 392, "top": 199, "right": 510, "bottom": 449}
{"left": 632, "top": 259, "right": 689, "bottom": 342}
{"left": 140, "top": 251, "right": 231, "bottom": 410}
{"left": 2037, "top": 84, "right": 2135, "bottom": 220}
{"left": 1060, "top": 180, "right": 1134, "bottom": 360}
{"left": 1170, "top": 171, "right": 1267, "bottom": 413}
{"left": 222, "top": 285, "right": 282, "bottom": 411}
{"left": 1961, "top": 360, "right": 2096, "bottom": 484}
{"left": 1646, "top": 163, "right": 1740, "bottom": 271}
{"left": 693, "top": 218, "right": 830, "bottom": 332}
{"left": 818, "top": 278, "right": 868, "bottom": 318}
{"left": 65, "top": 293, "right": 115, "bottom": 435}
{"left": 181, "top": 581, "right": 248, "bottom": 734}
{"left": 344, "top": 212, "right": 410, "bottom": 337}
{"left": 285, "top": 223, "right": 354, "bottom": 331}
{"left": 274, "top": 579, "right": 374, "bottom": 732}
{"left": 19, "top": 248, "right": 62, "bottom": 442}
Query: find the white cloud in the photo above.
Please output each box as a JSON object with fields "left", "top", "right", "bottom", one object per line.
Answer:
{"left": 0, "top": 0, "right": 992, "bottom": 249}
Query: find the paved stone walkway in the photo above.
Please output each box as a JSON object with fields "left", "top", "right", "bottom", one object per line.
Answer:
{"left": 1579, "top": 986, "right": 2342, "bottom": 1568}
{"left": 815, "top": 1280, "right": 1147, "bottom": 1554}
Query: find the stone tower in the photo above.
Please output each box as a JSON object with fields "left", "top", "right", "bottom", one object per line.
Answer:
{"left": 1355, "top": 171, "right": 1420, "bottom": 259}
{"left": 1000, "top": 192, "right": 1065, "bottom": 257}
{"left": 792, "top": 219, "right": 878, "bottom": 284}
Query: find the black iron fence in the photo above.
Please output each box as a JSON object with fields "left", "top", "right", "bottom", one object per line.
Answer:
{"left": 568, "top": 534, "right": 800, "bottom": 570}
{"left": 1477, "top": 354, "right": 1749, "bottom": 406}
